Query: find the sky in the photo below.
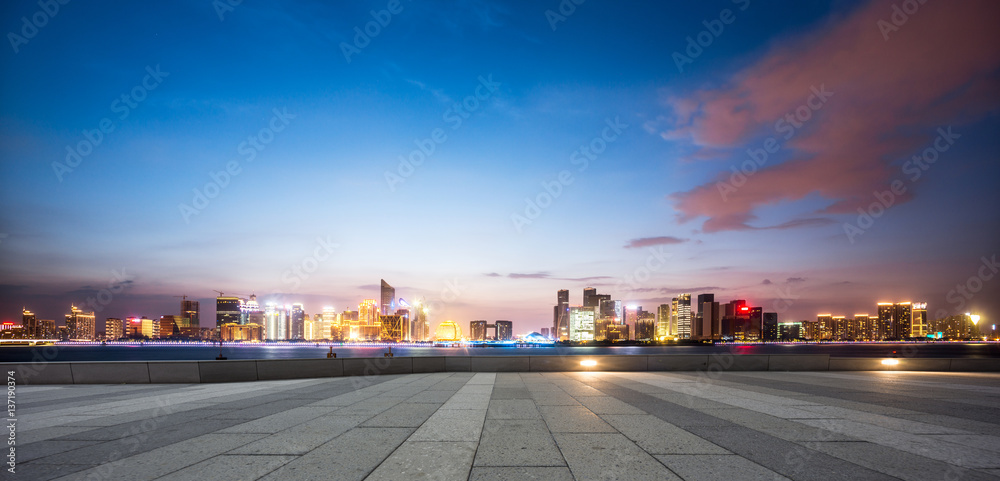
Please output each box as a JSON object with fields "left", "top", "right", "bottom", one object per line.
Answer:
{"left": 1, "top": 0, "right": 999, "bottom": 335}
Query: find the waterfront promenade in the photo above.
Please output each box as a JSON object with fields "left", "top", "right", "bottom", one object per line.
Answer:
{"left": 13, "top": 370, "right": 1000, "bottom": 480}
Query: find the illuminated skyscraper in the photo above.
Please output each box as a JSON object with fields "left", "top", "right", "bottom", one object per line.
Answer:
{"left": 877, "top": 302, "right": 912, "bottom": 340}
{"left": 66, "top": 305, "right": 96, "bottom": 340}
{"left": 435, "top": 320, "right": 462, "bottom": 341}
{"left": 583, "top": 287, "right": 597, "bottom": 307}
{"left": 635, "top": 311, "right": 656, "bottom": 341}
{"left": 242, "top": 295, "right": 264, "bottom": 329}
{"left": 413, "top": 300, "right": 429, "bottom": 342}
{"left": 554, "top": 289, "right": 569, "bottom": 341}
{"left": 762, "top": 312, "right": 778, "bottom": 341}
{"left": 289, "top": 304, "right": 305, "bottom": 340}
{"left": 126, "top": 317, "right": 158, "bottom": 339}
{"left": 495, "top": 320, "right": 512, "bottom": 341}
{"left": 470, "top": 320, "right": 488, "bottom": 341}
{"left": 568, "top": 306, "right": 596, "bottom": 341}
{"left": 360, "top": 299, "right": 379, "bottom": 326}
{"left": 22, "top": 309, "right": 37, "bottom": 338}
{"left": 911, "top": 303, "right": 928, "bottom": 338}
{"left": 379, "top": 315, "right": 405, "bottom": 341}
{"left": 216, "top": 296, "right": 242, "bottom": 329}
{"left": 673, "top": 294, "right": 692, "bottom": 339}
{"left": 380, "top": 279, "right": 396, "bottom": 316}
{"left": 322, "top": 306, "right": 338, "bottom": 340}
{"left": 656, "top": 304, "right": 671, "bottom": 339}
{"left": 817, "top": 314, "right": 833, "bottom": 340}
{"left": 264, "top": 303, "right": 288, "bottom": 340}
{"left": 181, "top": 300, "right": 200, "bottom": 329}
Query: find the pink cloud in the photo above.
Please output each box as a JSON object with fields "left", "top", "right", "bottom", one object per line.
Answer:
{"left": 666, "top": 0, "right": 1000, "bottom": 232}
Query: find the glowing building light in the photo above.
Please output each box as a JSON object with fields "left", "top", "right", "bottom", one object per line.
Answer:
{"left": 580, "top": 360, "right": 598, "bottom": 367}
{"left": 881, "top": 359, "right": 899, "bottom": 366}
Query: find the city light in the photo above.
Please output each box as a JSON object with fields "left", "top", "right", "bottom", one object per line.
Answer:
{"left": 580, "top": 360, "right": 597, "bottom": 367}
{"left": 970, "top": 314, "right": 980, "bottom": 325}
{"left": 881, "top": 358, "right": 899, "bottom": 366}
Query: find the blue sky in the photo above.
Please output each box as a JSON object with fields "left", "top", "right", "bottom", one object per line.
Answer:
{"left": 2, "top": 0, "right": 998, "bottom": 334}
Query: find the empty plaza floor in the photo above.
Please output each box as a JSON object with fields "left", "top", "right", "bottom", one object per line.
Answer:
{"left": 12, "top": 370, "right": 1000, "bottom": 481}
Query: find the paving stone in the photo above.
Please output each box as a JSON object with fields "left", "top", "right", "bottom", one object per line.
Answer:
{"left": 538, "top": 405, "right": 616, "bottom": 433}
{"left": 366, "top": 441, "right": 477, "bottom": 481}
{"left": 475, "top": 419, "right": 565, "bottom": 467}
{"left": 410, "top": 408, "right": 487, "bottom": 442}
{"left": 486, "top": 399, "right": 541, "bottom": 420}
{"left": 554, "top": 433, "right": 682, "bottom": 481}
{"left": 229, "top": 414, "right": 367, "bottom": 455}
{"left": 807, "top": 441, "right": 1000, "bottom": 481}
{"left": 656, "top": 454, "right": 791, "bottom": 481}
{"left": 362, "top": 402, "right": 442, "bottom": 428}
{"left": 259, "top": 427, "right": 413, "bottom": 481}
{"left": 602, "top": 415, "right": 729, "bottom": 455}
{"left": 154, "top": 454, "right": 296, "bottom": 481}
{"left": 468, "top": 466, "right": 575, "bottom": 481}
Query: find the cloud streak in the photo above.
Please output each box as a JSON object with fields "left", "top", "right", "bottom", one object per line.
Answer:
{"left": 664, "top": 0, "right": 1000, "bottom": 233}
{"left": 623, "top": 236, "right": 688, "bottom": 248}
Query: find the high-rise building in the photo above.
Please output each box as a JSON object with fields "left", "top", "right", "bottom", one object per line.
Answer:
{"left": 264, "top": 303, "right": 288, "bottom": 340}
{"left": 817, "top": 314, "right": 833, "bottom": 340}
{"left": 243, "top": 295, "right": 265, "bottom": 331}
{"left": 380, "top": 279, "right": 396, "bottom": 316}
{"left": 289, "top": 304, "right": 305, "bottom": 340}
{"left": 360, "top": 299, "right": 379, "bottom": 326}
{"left": 554, "top": 289, "right": 569, "bottom": 341}
{"left": 540, "top": 327, "right": 550, "bottom": 339}
{"left": 22, "top": 309, "right": 37, "bottom": 338}
{"left": 495, "top": 320, "right": 512, "bottom": 341}
{"left": 673, "top": 294, "right": 692, "bottom": 339}
{"left": 413, "top": 300, "right": 429, "bottom": 342}
{"left": 379, "top": 315, "right": 405, "bottom": 341}
{"left": 635, "top": 311, "right": 656, "bottom": 341}
{"left": 470, "top": 320, "right": 488, "bottom": 341}
{"left": 105, "top": 318, "right": 125, "bottom": 340}
{"left": 126, "top": 317, "right": 158, "bottom": 339}
{"left": 911, "top": 303, "right": 928, "bottom": 338}
{"left": 221, "top": 323, "right": 264, "bottom": 341}
{"left": 854, "top": 314, "right": 873, "bottom": 341}
{"left": 322, "top": 306, "right": 338, "bottom": 340}
{"left": 568, "top": 306, "right": 596, "bottom": 341}
{"left": 877, "top": 302, "right": 912, "bottom": 340}
{"left": 583, "top": 287, "right": 598, "bottom": 307}
{"left": 37, "top": 319, "right": 56, "bottom": 339}
{"left": 216, "top": 296, "right": 242, "bottom": 330}
{"left": 762, "top": 312, "right": 778, "bottom": 341}
{"left": 181, "top": 300, "right": 200, "bottom": 329}
{"left": 656, "top": 304, "right": 671, "bottom": 339}
{"left": 695, "top": 297, "right": 719, "bottom": 340}
{"left": 598, "top": 298, "right": 621, "bottom": 322}
{"left": 66, "top": 305, "right": 96, "bottom": 340}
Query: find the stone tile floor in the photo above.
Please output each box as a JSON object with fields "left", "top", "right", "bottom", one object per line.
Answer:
{"left": 11, "top": 371, "right": 1000, "bottom": 480}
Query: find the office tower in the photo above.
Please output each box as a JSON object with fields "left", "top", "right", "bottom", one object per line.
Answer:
{"left": 598, "top": 298, "right": 620, "bottom": 322}
{"left": 722, "top": 299, "right": 748, "bottom": 340}
{"left": 695, "top": 298, "right": 719, "bottom": 340}
{"left": 583, "top": 287, "right": 598, "bottom": 307}
{"left": 358, "top": 299, "right": 380, "bottom": 340}
{"left": 763, "top": 312, "right": 778, "bottom": 341}
{"left": 264, "top": 302, "right": 288, "bottom": 340}
{"left": 779, "top": 321, "right": 801, "bottom": 340}
{"left": 435, "top": 320, "right": 462, "bottom": 341}
{"left": 554, "top": 289, "right": 569, "bottom": 341}
{"left": 877, "top": 302, "right": 912, "bottom": 340}
{"left": 242, "top": 295, "right": 265, "bottom": 332}
{"left": 636, "top": 311, "right": 656, "bottom": 341}
{"left": 854, "top": 314, "right": 872, "bottom": 341}
{"left": 66, "top": 305, "right": 96, "bottom": 340}
{"left": 22, "top": 309, "right": 37, "bottom": 338}
{"left": 322, "top": 306, "right": 338, "bottom": 339}
{"left": 159, "top": 315, "right": 181, "bottom": 338}
{"left": 568, "top": 306, "right": 597, "bottom": 341}
{"left": 911, "top": 303, "right": 928, "bottom": 338}
{"left": 470, "top": 320, "right": 488, "bottom": 341}
{"left": 126, "top": 317, "right": 158, "bottom": 339}
{"left": 181, "top": 300, "right": 200, "bottom": 329}
{"left": 540, "top": 327, "right": 550, "bottom": 339}
{"left": 656, "top": 304, "right": 671, "bottom": 339}
{"left": 289, "top": 304, "right": 305, "bottom": 340}
{"left": 37, "top": 319, "right": 56, "bottom": 339}
{"left": 495, "top": 320, "right": 512, "bottom": 341}
{"left": 105, "top": 318, "right": 124, "bottom": 340}
{"left": 605, "top": 322, "right": 630, "bottom": 341}
{"left": 413, "top": 300, "right": 429, "bottom": 342}
{"left": 216, "top": 296, "right": 242, "bottom": 329}
{"left": 673, "top": 294, "right": 692, "bottom": 339}
{"left": 748, "top": 307, "right": 763, "bottom": 340}
{"left": 380, "top": 279, "right": 396, "bottom": 316}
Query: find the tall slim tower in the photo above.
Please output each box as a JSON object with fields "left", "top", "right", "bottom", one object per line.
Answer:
{"left": 289, "top": 303, "right": 305, "bottom": 340}
{"left": 380, "top": 280, "right": 396, "bottom": 316}
{"left": 911, "top": 303, "right": 928, "bottom": 338}
{"left": 554, "top": 289, "right": 569, "bottom": 341}
{"left": 181, "top": 300, "right": 200, "bottom": 329}
{"left": 216, "top": 296, "right": 242, "bottom": 329}
{"left": 22, "top": 308, "right": 37, "bottom": 338}
{"left": 656, "top": 304, "right": 671, "bottom": 339}
{"left": 673, "top": 294, "right": 692, "bottom": 339}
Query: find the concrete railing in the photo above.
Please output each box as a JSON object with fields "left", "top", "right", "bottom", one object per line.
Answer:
{"left": 3, "top": 354, "right": 998, "bottom": 384}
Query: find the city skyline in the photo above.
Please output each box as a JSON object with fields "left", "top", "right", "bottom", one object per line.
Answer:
{"left": 2, "top": 1, "right": 999, "bottom": 333}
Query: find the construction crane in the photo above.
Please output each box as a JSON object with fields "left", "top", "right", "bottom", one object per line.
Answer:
{"left": 173, "top": 295, "right": 189, "bottom": 301}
